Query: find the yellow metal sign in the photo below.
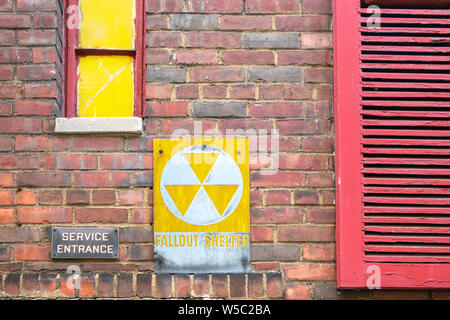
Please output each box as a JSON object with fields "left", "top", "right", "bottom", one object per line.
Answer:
{"left": 154, "top": 138, "right": 250, "bottom": 273}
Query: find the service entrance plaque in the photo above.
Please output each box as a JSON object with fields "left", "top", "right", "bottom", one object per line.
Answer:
{"left": 154, "top": 138, "right": 250, "bottom": 273}
{"left": 52, "top": 227, "right": 119, "bottom": 259}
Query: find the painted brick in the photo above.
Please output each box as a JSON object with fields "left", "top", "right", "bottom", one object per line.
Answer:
{"left": 244, "top": 33, "right": 299, "bottom": 49}
{"left": 220, "top": 16, "right": 272, "bottom": 30}
{"left": 247, "top": 67, "right": 301, "bottom": 83}
{"left": 170, "top": 14, "right": 219, "bottom": 30}
{"left": 189, "top": 0, "right": 243, "bottom": 13}
{"left": 192, "top": 102, "right": 247, "bottom": 118}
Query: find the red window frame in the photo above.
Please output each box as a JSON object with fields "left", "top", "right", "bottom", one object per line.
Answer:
{"left": 64, "top": 0, "right": 145, "bottom": 118}
{"left": 334, "top": 0, "right": 450, "bottom": 289}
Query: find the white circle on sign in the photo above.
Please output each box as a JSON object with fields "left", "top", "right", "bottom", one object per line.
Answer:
{"left": 160, "top": 144, "right": 243, "bottom": 226}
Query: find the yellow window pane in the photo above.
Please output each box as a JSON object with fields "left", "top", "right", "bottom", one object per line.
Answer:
{"left": 77, "top": 55, "right": 134, "bottom": 117}
{"left": 79, "top": 0, "right": 135, "bottom": 50}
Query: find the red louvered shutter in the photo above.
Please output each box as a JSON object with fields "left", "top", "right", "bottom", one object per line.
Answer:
{"left": 334, "top": 0, "right": 450, "bottom": 289}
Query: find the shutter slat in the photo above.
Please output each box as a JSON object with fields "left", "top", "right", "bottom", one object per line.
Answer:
{"left": 365, "top": 256, "right": 450, "bottom": 263}
{"left": 361, "top": 62, "right": 450, "bottom": 70}
{"left": 363, "top": 158, "right": 450, "bottom": 165}
{"left": 364, "top": 187, "right": 450, "bottom": 195}
{"left": 363, "top": 129, "right": 450, "bottom": 137}
{"left": 362, "top": 82, "right": 450, "bottom": 90}
{"left": 362, "top": 119, "right": 450, "bottom": 127}
{"left": 365, "top": 235, "right": 450, "bottom": 244}
{"left": 363, "top": 207, "right": 450, "bottom": 214}
{"left": 362, "top": 148, "right": 450, "bottom": 155}
{"left": 361, "top": 45, "right": 450, "bottom": 53}
{"left": 359, "top": 8, "right": 450, "bottom": 15}
{"left": 364, "top": 226, "right": 450, "bottom": 234}
{"left": 363, "top": 177, "right": 450, "bottom": 186}
{"left": 360, "top": 17, "right": 450, "bottom": 24}
{"left": 360, "top": 27, "right": 450, "bottom": 34}
{"left": 361, "top": 72, "right": 450, "bottom": 81}
{"left": 362, "top": 101, "right": 450, "bottom": 107}
{"left": 362, "top": 54, "right": 450, "bottom": 62}
{"left": 364, "top": 216, "right": 450, "bottom": 224}
{"left": 365, "top": 245, "right": 450, "bottom": 254}
{"left": 364, "top": 196, "right": 450, "bottom": 205}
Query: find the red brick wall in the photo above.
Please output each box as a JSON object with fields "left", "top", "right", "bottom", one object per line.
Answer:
{"left": 0, "top": 0, "right": 448, "bottom": 300}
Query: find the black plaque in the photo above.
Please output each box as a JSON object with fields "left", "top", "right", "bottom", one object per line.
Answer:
{"left": 52, "top": 227, "right": 119, "bottom": 259}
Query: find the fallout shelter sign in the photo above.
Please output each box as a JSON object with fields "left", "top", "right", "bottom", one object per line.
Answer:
{"left": 154, "top": 138, "right": 250, "bottom": 273}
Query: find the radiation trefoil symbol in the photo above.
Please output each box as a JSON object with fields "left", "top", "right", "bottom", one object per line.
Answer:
{"left": 160, "top": 145, "right": 243, "bottom": 226}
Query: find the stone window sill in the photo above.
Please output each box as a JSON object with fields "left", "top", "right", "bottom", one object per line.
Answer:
{"left": 54, "top": 117, "right": 143, "bottom": 135}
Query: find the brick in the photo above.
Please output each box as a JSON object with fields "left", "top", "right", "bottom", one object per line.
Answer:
{"left": 59, "top": 273, "right": 76, "bottom": 297}
{"left": 0, "top": 101, "right": 12, "bottom": 116}
{"left": 203, "top": 85, "right": 226, "bottom": 98}
{"left": 127, "top": 245, "right": 153, "bottom": 260}
{"left": 33, "top": 13, "right": 57, "bottom": 28}
{"left": 17, "top": 0, "right": 56, "bottom": 11}
{"left": 251, "top": 244, "right": 300, "bottom": 261}
{"left": 39, "top": 190, "right": 63, "bottom": 205}
{"left": 0, "top": 48, "right": 31, "bottom": 63}
{"left": 248, "top": 273, "right": 263, "bottom": 298}
{"left": 0, "top": 190, "right": 14, "bottom": 206}
{"left": 174, "top": 49, "right": 218, "bottom": 65}
{"left": 147, "top": 0, "right": 184, "bottom": 12}
{"left": 251, "top": 226, "right": 274, "bottom": 242}
{"left": 134, "top": 172, "right": 154, "bottom": 188}
{"left": 44, "top": 154, "right": 97, "bottom": 170}
{"left": 118, "top": 273, "right": 134, "bottom": 298}
{"left": 303, "top": 245, "right": 335, "bottom": 261}
{"left": 128, "top": 137, "right": 154, "bottom": 152}
{"left": 294, "top": 190, "right": 319, "bottom": 205}
{"left": 304, "top": 68, "right": 333, "bottom": 83}
{"left": 191, "top": 67, "right": 244, "bottom": 82}
{"left": 276, "top": 16, "right": 330, "bottom": 31}
{"left": 17, "top": 65, "right": 56, "bottom": 80}
{"left": 189, "top": 0, "right": 243, "bottom": 13}
{"left": 4, "top": 273, "right": 20, "bottom": 296}
{"left": 22, "top": 274, "right": 39, "bottom": 295}
{"left": 231, "top": 85, "right": 255, "bottom": 100}
{"left": 266, "top": 273, "right": 283, "bottom": 298}
{"left": 17, "top": 191, "right": 36, "bottom": 206}
{"left": 248, "top": 67, "right": 301, "bottom": 83}
{"left": 301, "top": 136, "right": 333, "bottom": 152}
{"left": 32, "top": 47, "right": 56, "bottom": 63}
{"left": 14, "top": 245, "right": 50, "bottom": 261}
{"left": 66, "top": 190, "right": 90, "bottom": 205}
{"left": 14, "top": 100, "right": 56, "bottom": 116}
{"left": 192, "top": 101, "right": 247, "bottom": 118}
{"left": 16, "top": 136, "right": 67, "bottom": 152}
{"left": 146, "top": 49, "right": 170, "bottom": 64}
{"left": 24, "top": 83, "right": 57, "bottom": 98}
{"left": 18, "top": 30, "right": 56, "bottom": 45}
{"left": 147, "top": 66, "right": 186, "bottom": 83}
{"left": 193, "top": 274, "right": 209, "bottom": 297}
{"left": 17, "top": 208, "right": 72, "bottom": 224}
{"left": 258, "top": 85, "right": 283, "bottom": 100}
{"left": 79, "top": 274, "right": 95, "bottom": 298}
{"left": 74, "top": 172, "right": 130, "bottom": 188}
{"left": 266, "top": 190, "right": 290, "bottom": 205}
{"left": 75, "top": 208, "right": 128, "bottom": 223}
{"left": 276, "top": 119, "right": 331, "bottom": 135}
{"left": 222, "top": 50, "right": 274, "bottom": 65}
{"left": 147, "top": 31, "right": 181, "bottom": 47}
{"left": 246, "top": 0, "right": 298, "bottom": 13}
{"left": 285, "top": 284, "right": 311, "bottom": 300}
{"left": 220, "top": 15, "right": 271, "bottom": 30}
{"left": 212, "top": 274, "right": 228, "bottom": 298}
{"left": 301, "top": 33, "right": 332, "bottom": 49}
{"left": 131, "top": 208, "right": 153, "bottom": 224}
{"left": 0, "top": 82, "right": 22, "bottom": 99}
{"left": 285, "top": 264, "right": 336, "bottom": 281}
{"left": 279, "top": 154, "right": 328, "bottom": 170}
{"left": 40, "top": 274, "right": 58, "bottom": 293}
{"left": 119, "top": 190, "right": 145, "bottom": 206}
{"left": 146, "top": 84, "right": 171, "bottom": 99}
{"left": 97, "top": 273, "right": 114, "bottom": 298}
{"left": 278, "top": 226, "right": 335, "bottom": 242}
{"left": 0, "top": 245, "right": 9, "bottom": 261}
{"left": 284, "top": 84, "right": 314, "bottom": 100}
{"left": 186, "top": 32, "right": 241, "bottom": 48}
{"left": 305, "top": 207, "right": 335, "bottom": 224}
{"left": 0, "top": 14, "right": 30, "bottom": 28}
{"left": 146, "top": 101, "right": 188, "bottom": 117}
{"left": 0, "top": 208, "right": 14, "bottom": 224}
{"left": 0, "top": 31, "right": 13, "bottom": 46}
{"left": 218, "top": 119, "right": 271, "bottom": 132}
{"left": 251, "top": 171, "right": 306, "bottom": 187}
{"left": 176, "top": 85, "right": 199, "bottom": 99}
{"left": 72, "top": 137, "right": 124, "bottom": 151}
{"left": 119, "top": 227, "right": 153, "bottom": 243}
{"left": 17, "top": 172, "right": 71, "bottom": 188}
{"left": 170, "top": 14, "right": 218, "bottom": 30}
{"left": 174, "top": 274, "right": 190, "bottom": 298}
{"left": 0, "top": 154, "right": 40, "bottom": 170}
{"left": 92, "top": 190, "right": 116, "bottom": 205}
{"left": 0, "top": 0, "right": 12, "bottom": 11}
{"left": 244, "top": 33, "right": 300, "bottom": 49}
{"left": 307, "top": 172, "right": 334, "bottom": 188}
{"left": 0, "top": 172, "right": 13, "bottom": 187}
{"left": 155, "top": 274, "right": 172, "bottom": 298}
{"left": 302, "top": 0, "right": 332, "bottom": 14}
{"left": 250, "top": 102, "right": 302, "bottom": 117}
{"left": 137, "top": 274, "right": 152, "bottom": 298}
{"left": 147, "top": 14, "right": 167, "bottom": 30}
{"left": 230, "top": 274, "right": 246, "bottom": 298}
{"left": 100, "top": 154, "right": 152, "bottom": 170}
{"left": 160, "top": 119, "right": 215, "bottom": 135}
{"left": 278, "top": 50, "right": 332, "bottom": 66}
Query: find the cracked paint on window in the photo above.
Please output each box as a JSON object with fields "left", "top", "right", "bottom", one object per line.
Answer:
{"left": 77, "top": 55, "right": 134, "bottom": 117}
{"left": 79, "top": 0, "right": 136, "bottom": 50}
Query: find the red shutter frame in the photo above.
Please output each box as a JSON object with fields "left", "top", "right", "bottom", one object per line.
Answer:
{"left": 334, "top": 0, "right": 450, "bottom": 289}
{"left": 63, "top": 0, "right": 145, "bottom": 118}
